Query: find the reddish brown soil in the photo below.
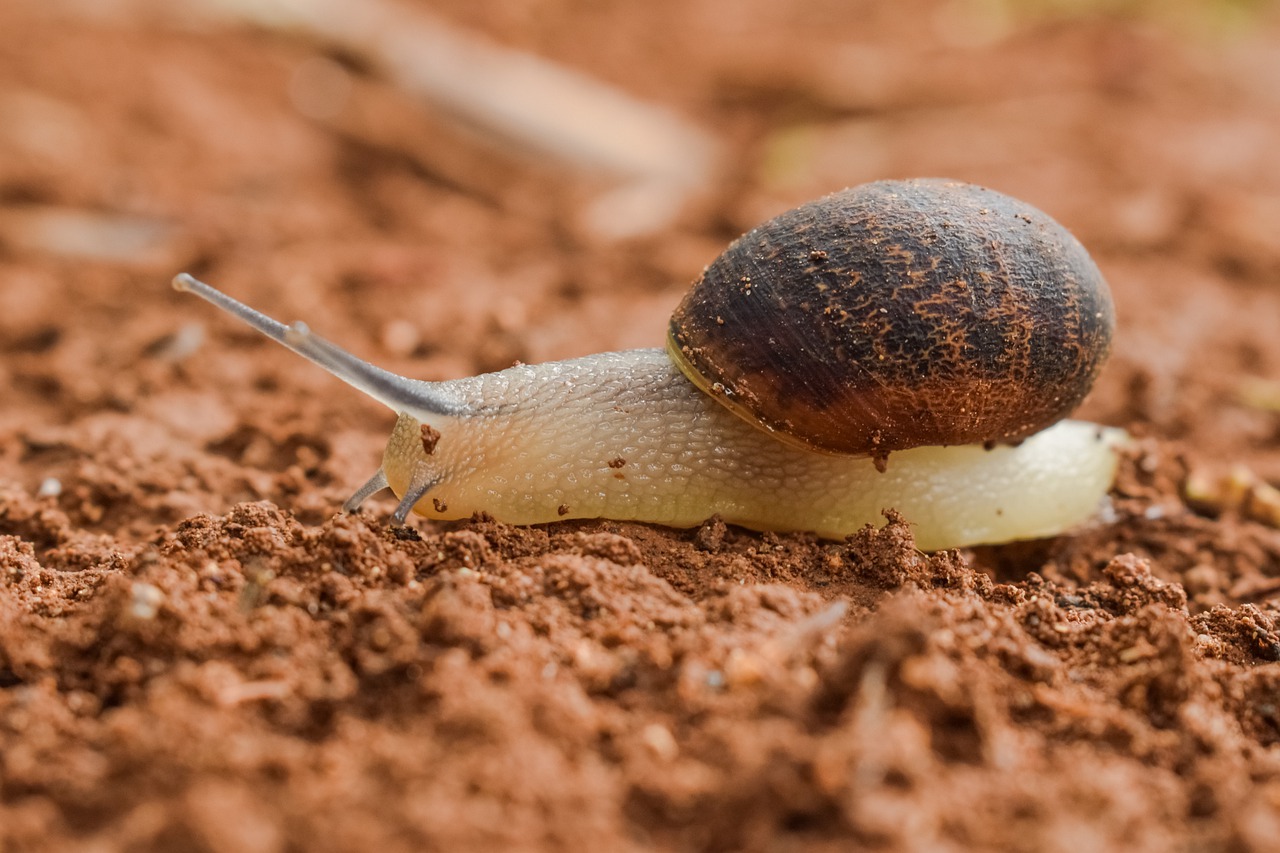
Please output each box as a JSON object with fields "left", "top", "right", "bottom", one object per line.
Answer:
{"left": 5, "top": 1, "right": 1280, "bottom": 850}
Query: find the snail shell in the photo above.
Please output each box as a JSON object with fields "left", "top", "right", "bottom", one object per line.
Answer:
{"left": 667, "top": 178, "right": 1115, "bottom": 458}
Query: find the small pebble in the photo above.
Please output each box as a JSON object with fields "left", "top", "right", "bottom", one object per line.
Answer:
{"left": 380, "top": 319, "right": 421, "bottom": 357}
{"left": 640, "top": 723, "right": 679, "bottom": 761}
{"left": 130, "top": 582, "right": 164, "bottom": 620}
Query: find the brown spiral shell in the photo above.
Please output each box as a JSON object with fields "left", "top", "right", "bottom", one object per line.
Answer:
{"left": 666, "top": 178, "right": 1115, "bottom": 459}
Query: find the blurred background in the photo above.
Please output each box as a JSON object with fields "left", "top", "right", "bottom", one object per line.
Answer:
{"left": 2, "top": 0, "right": 1280, "bottom": 526}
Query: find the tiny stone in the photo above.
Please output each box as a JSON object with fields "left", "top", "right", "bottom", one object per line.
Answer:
{"left": 695, "top": 515, "right": 726, "bottom": 552}
{"left": 640, "top": 723, "right": 679, "bottom": 761}
{"left": 380, "top": 319, "right": 420, "bottom": 357}
{"left": 1183, "top": 565, "right": 1219, "bottom": 595}
{"left": 1237, "top": 376, "right": 1280, "bottom": 413}
{"left": 130, "top": 582, "right": 164, "bottom": 620}
{"left": 724, "top": 648, "right": 766, "bottom": 687}
{"left": 1245, "top": 481, "right": 1280, "bottom": 528}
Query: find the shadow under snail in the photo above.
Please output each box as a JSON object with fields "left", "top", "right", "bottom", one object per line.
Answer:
{"left": 173, "top": 178, "right": 1125, "bottom": 551}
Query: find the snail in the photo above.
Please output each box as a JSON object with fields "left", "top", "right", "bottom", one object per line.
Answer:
{"left": 173, "top": 178, "right": 1125, "bottom": 550}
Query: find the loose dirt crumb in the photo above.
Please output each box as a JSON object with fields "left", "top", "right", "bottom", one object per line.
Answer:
{"left": 420, "top": 423, "right": 440, "bottom": 456}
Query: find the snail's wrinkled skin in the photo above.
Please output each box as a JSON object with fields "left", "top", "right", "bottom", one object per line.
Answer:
{"left": 669, "top": 179, "right": 1115, "bottom": 457}
{"left": 376, "top": 349, "right": 1123, "bottom": 551}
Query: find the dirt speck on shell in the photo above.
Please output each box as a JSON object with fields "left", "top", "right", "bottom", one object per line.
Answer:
{"left": 5, "top": 1, "right": 1280, "bottom": 850}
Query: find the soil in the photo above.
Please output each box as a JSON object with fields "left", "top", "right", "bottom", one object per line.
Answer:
{"left": 4, "top": 1, "right": 1280, "bottom": 850}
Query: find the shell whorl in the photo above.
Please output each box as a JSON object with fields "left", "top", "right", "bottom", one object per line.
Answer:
{"left": 667, "top": 178, "right": 1115, "bottom": 457}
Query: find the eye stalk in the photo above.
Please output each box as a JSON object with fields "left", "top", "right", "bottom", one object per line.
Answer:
{"left": 172, "top": 274, "right": 469, "bottom": 421}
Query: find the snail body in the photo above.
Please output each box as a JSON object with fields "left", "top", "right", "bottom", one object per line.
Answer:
{"left": 174, "top": 179, "right": 1123, "bottom": 550}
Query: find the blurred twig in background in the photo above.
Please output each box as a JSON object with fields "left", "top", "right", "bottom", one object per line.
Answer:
{"left": 187, "top": 0, "right": 721, "bottom": 239}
